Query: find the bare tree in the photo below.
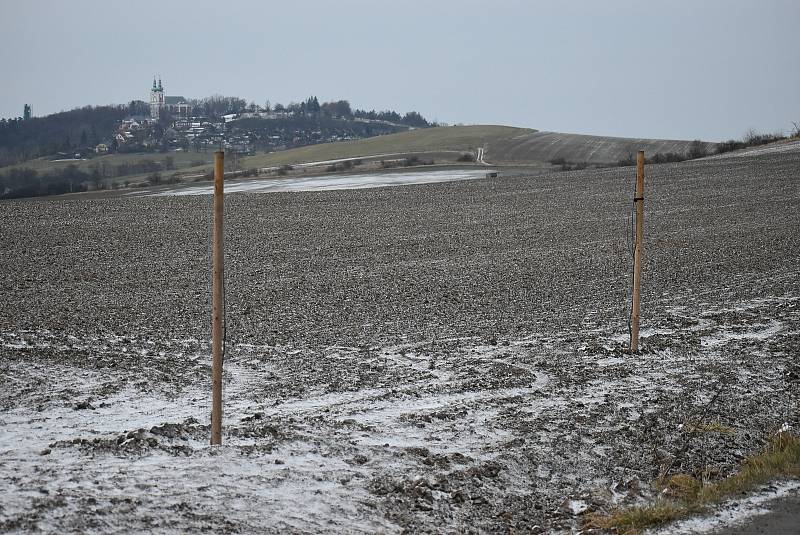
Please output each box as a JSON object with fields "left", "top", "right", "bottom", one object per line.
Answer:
{"left": 743, "top": 128, "right": 760, "bottom": 144}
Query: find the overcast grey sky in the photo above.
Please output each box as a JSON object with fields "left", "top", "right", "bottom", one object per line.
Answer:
{"left": 1, "top": 0, "right": 797, "bottom": 141}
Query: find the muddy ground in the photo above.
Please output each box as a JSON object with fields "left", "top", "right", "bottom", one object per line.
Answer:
{"left": 0, "top": 147, "right": 798, "bottom": 533}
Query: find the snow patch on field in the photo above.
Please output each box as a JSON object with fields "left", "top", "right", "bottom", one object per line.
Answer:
{"left": 153, "top": 169, "right": 497, "bottom": 196}
{"left": 705, "top": 140, "right": 800, "bottom": 159}
{"left": 700, "top": 320, "right": 782, "bottom": 348}
{"left": 0, "top": 289, "right": 797, "bottom": 533}
{"left": 0, "top": 336, "right": 553, "bottom": 533}
{"left": 650, "top": 480, "right": 800, "bottom": 534}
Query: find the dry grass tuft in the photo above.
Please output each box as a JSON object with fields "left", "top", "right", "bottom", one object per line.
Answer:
{"left": 584, "top": 431, "right": 800, "bottom": 534}
{"left": 684, "top": 421, "right": 734, "bottom": 434}
{"left": 664, "top": 473, "right": 702, "bottom": 500}
{"left": 584, "top": 502, "right": 683, "bottom": 535}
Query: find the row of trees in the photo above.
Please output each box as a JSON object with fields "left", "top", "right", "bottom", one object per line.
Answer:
{"left": 0, "top": 165, "right": 93, "bottom": 198}
{"left": 715, "top": 129, "right": 789, "bottom": 155}
{"left": 0, "top": 105, "right": 130, "bottom": 166}
{"left": 90, "top": 157, "right": 179, "bottom": 179}
{"left": 0, "top": 155, "right": 192, "bottom": 198}
{"left": 157, "top": 94, "right": 433, "bottom": 128}
{"left": 230, "top": 114, "right": 405, "bottom": 151}
{"left": 353, "top": 109, "right": 429, "bottom": 127}
{"left": 189, "top": 96, "right": 248, "bottom": 118}
{"left": 255, "top": 97, "right": 430, "bottom": 127}
{"left": 179, "top": 95, "right": 431, "bottom": 129}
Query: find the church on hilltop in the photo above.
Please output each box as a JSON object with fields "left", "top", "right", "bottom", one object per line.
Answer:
{"left": 149, "top": 77, "right": 192, "bottom": 119}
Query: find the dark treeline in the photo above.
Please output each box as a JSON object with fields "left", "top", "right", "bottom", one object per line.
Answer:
{"left": 189, "top": 96, "right": 248, "bottom": 117}
{"left": 0, "top": 104, "right": 141, "bottom": 166}
{"left": 186, "top": 95, "right": 431, "bottom": 128}
{"left": 230, "top": 115, "right": 405, "bottom": 151}
{"left": 0, "top": 165, "right": 91, "bottom": 199}
{"left": 617, "top": 140, "right": 711, "bottom": 167}
{"left": 353, "top": 109, "right": 429, "bottom": 127}
{"left": 715, "top": 131, "right": 788, "bottom": 154}
{"left": 614, "top": 131, "right": 792, "bottom": 168}
{"left": 265, "top": 97, "right": 431, "bottom": 127}
{"left": 0, "top": 157, "right": 186, "bottom": 199}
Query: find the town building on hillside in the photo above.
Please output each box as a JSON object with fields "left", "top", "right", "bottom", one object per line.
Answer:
{"left": 165, "top": 96, "right": 192, "bottom": 117}
{"left": 149, "top": 77, "right": 193, "bottom": 119}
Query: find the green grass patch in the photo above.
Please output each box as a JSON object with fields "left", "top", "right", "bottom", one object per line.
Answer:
{"left": 585, "top": 431, "right": 800, "bottom": 534}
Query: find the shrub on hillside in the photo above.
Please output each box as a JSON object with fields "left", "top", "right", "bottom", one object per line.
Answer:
{"left": 325, "top": 160, "right": 355, "bottom": 173}
{"left": 687, "top": 140, "right": 708, "bottom": 159}
{"left": 617, "top": 153, "right": 636, "bottom": 167}
{"left": 404, "top": 156, "right": 434, "bottom": 167}
{"left": 715, "top": 140, "right": 747, "bottom": 154}
{"left": 0, "top": 165, "right": 92, "bottom": 198}
{"left": 557, "top": 161, "right": 588, "bottom": 172}
{"left": 716, "top": 129, "right": 786, "bottom": 155}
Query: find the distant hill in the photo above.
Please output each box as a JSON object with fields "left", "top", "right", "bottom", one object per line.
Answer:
{"left": 0, "top": 105, "right": 132, "bottom": 166}
{"left": 231, "top": 125, "right": 717, "bottom": 169}
{"left": 487, "top": 131, "right": 717, "bottom": 165}
{"left": 4, "top": 122, "right": 767, "bottom": 200}
{"left": 239, "top": 125, "right": 534, "bottom": 168}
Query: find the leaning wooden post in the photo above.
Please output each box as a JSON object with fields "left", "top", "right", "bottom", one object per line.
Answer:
{"left": 211, "top": 151, "right": 224, "bottom": 445}
{"left": 630, "top": 151, "right": 645, "bottom": 354}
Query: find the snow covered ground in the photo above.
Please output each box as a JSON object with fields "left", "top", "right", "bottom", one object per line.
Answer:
{"left": 650, "top": 480, "right": 800, "bottom": 535}
{"left": 1, "top": 295, "right": 797, "bottom": 533}
{"left": 152, "top": 169, "right": 496, "bottom": 196}
{"left": 1, "top": 147, "right": 798, "bottom": 533}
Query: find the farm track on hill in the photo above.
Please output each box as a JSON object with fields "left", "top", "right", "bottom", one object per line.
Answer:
{"left": 0, "top": 148, "right": 798, "bottom": 533}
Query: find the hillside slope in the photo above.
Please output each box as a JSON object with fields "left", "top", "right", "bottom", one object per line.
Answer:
{"left": 241, "top": 125, "right": 718, "bottom": 169}
{"left": 1, "top": 124, "right": 723, "bottom": 199}
{"left": 240, "top": 125, "right": 533, "bottom": 167}
{"left": 488, "top": 130, "right": 717, "bottom": 165}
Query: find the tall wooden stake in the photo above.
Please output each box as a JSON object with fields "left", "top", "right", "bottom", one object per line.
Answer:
{"left": 211, "top": 151, "right": 224, "bottom": 445}
{"left": 630, "top": 151, "right": 645, "bottom": 354}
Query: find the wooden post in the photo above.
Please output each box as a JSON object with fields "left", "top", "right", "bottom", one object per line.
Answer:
{"left": 630, "top": 151, "right": 645, "bottom": 354}
{"left": 211, "top": 151, "right": 224, "bottom": 445}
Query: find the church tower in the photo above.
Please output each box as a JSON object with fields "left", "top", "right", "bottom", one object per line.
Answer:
{"left": 149, "top": 77, "right": 165, "bottom": 119}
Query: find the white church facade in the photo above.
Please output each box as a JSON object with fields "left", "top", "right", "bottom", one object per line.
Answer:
{"left": 149, "top": 78, "right": 192, "bottom": 119}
